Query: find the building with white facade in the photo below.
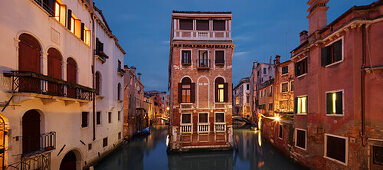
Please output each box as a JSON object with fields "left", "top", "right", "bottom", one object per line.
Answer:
{"left": 0, "top": 0, "right": 125, "bottom": 169}
{"left": 233, "top": 77, "right": 250, "bottom": 118}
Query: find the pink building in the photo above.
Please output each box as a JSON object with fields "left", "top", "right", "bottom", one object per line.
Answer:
{"left": 289, "top": 0, "right": 383, "bottom": 169}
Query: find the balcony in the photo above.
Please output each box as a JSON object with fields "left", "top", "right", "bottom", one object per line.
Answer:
{"left": 22, "top": 131, "right": 56, "bottom": 157}
{"left": 96, "top": 51, "right": 109, "bottom": 64}
{"left": 180, "top": 124, "right": 192, "bottom": 133}
{"left": 173, "top": 30, "right": 231, "bottom": 41}
{"left": 3, "top": 71, "right": 94, "bottom": 101}
{"left": 196, "top": 59, "right": 210, "bottom": 70}
{"left": 198, "top": 123, "right": 210, "bottom": 133}
{"left": 215, "top": 123, "right": 226, "bottom": 132}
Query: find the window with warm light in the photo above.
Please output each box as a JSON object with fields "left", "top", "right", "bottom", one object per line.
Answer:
{"left": 296, "top": 96, "right": 307, "bottom": 114}
{"left": 83, "top": 26, "right": 91, "bottom": 45}
{"left": 326, "top": 91, "right": 343, "bottom": 115}
{"left": 70, "top": 14, "right": 81, "bottom": 39}
{"left": 179, "top": 77, "right": 194, "bottom": 103}
{"left": 54, "top": 1, "right": 66, "bottom": 26}
{"left": 281, "top": 83, "right": 289, "bottom": 93}
{"left": 217, "top": 84, "right": 224, "bottom": 102}
{"left": 215, "top": 77, "right": 227, "bottom": 103}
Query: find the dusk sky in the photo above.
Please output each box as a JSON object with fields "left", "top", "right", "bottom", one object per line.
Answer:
{"left": 94, "top": 0, "right": 375, "bottom": 92}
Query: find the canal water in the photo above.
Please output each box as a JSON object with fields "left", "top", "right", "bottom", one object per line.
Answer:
{"left": 95, "top": 126, "right": 303, "bottom": 170}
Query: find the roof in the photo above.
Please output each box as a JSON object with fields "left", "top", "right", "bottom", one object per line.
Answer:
{"left": 234, "top": 77, "right": 250, "bottom": 90}
{"left": 172, "top": 11, "right": 232, "bottom": 14}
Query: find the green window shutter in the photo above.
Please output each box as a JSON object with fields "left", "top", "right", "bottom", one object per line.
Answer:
{"left": 224, "top": 83, "right": 228, "bottom": 102}
{"left": 336, "top": 91, "right": 343, "bottom": 114}
{"left": 294, "top": 97, "right": 298, "bottom": 113}
{"left": 67, "top": 9, "right": 72, "bottom": 30}
{"left": 81, "top": 23, "right": 85, "bottom": 40}
{"left": 333, "top": 40, "right": 342, "bottom": 62}
{"left": 326, "top": 93, "right": 332, "bottom": 114}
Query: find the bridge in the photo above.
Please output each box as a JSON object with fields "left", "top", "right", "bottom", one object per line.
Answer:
{"left": 232, "top": 116, "right": 254, "bottom": 127}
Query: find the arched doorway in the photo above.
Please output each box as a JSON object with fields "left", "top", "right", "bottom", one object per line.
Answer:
{"left": 60, "top": 151, "right": 77, "bottom": 170}
{"left": 18, "top": 33, "right": 41, "bottom": 93}
{"left": 48, "top": 48, "right": 63, "bottom": 96}
{"left": 66, "top": 58, "right": 77, "bottom": 98}
{"left": 22, "top": 110, "right": 40, "bottom": 155}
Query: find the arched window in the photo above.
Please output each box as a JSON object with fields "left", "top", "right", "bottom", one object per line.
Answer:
{"left": 48, "top": 48, "right": 63, "bottom": 95}
{"left": 215, "top": 77, "right": 228, "bottom": 102}
{"left": 178, "top": 77, "right": 195, "bottom": 103}
{"left": 67, "top": 58, "right": 77, "bottom": 98}
{"left": 18, "top": 33, "right": 41, "bottom": 93}
{"left": 95, "top": 72, "right": 101, "bottom": 95}
{"left": 117, "top": 83, "right": 121, "bottom": 101}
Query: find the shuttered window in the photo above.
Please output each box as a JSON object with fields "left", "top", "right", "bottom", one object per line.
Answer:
{"left": 199, "top": 113, "right": 208, "bottom": 123}
{"left": 196, "top": 20, "right": 209, "bottom": 30}
{"left": 215, "top": 77, "right": 227, "bottom": 103}
{"left": 373, "top": 146, "right": 383, "bottom": 165}
{"left": 326, "top": 91, "right": 343, "bottom": 115}
{"left": 215, "top": 113, "right": 225, "bottom": 123}
{"left": 215, "top": 51, "right": 224, "bottom": 64}
{"left": 179, "top": 19, "right": 193, "bottom": 30}
{"left": 321, "top": 40, "right": 343, "bottom": 66}
{"left": 282, "top": 66, "right": 288, "bottom": 75}
{"left": 81, "top": 112, "right": 88, "bottom": 128}
{"left": 213, "top": 20, "right": 226, "bottom": 31}
{"left": 295, "top": 58, "right": 308, "bottom": 77}
{"left": 181, "top": 114, "right": 191, "bottom": 124}
{"left": 326, "top": 135, "right": 346, "bottom": 163}
{"left": 181, "top": 50, "right": 191, "bottom": 65}
{"left": 96, "top": 112, "right": 101, "bottom": 125}
{"left": 178, "top": 77, "right": 195, "bottom": 103}
{"left": 278, "top": 125, "right": 283, "bottom": 139}
{"left": 296, "top": 129, "right": 306, "bottom": 149}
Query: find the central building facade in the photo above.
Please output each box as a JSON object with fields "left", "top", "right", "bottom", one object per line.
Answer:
{"left": 168, "top": 11, "right": 234, "bottom": 152}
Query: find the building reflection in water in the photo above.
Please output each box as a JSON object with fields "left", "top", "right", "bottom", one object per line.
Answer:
{"left": 95, "top": 126, "right": 302, "bottom": 170}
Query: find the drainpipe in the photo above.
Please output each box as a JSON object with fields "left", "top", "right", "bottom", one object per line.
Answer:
{"left": 361, "top": 24, "right": 366, "bottom": 146}
{"left": 91, "top": 12, "right": 96, "bottom": 141}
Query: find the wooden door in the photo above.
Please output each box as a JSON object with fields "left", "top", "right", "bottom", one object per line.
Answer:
{"left": 22, "top": 110, "right": 40, "bottom": 155}
{"left": 66, "top": 58, "right": 77, "bottom": 98}
{"left": 48, "top": 48, "right": 62, "bottom": 96}
{"left": 18, "top": 34, "right": 41, "bottom": 93}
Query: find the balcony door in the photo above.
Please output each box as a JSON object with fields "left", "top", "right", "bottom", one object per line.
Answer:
{"left": 48, "top": 48, "right": 62, "bottom": 96}
{"left": 18, "top": 33, "right": 41, "bottom": 93}
{"left": 199, "top": 50, "right": 208, "bottom": 67}
{"left": 22, "top": 110, "right": 40, "bottom": 155}
{"left": 66, "top": 58, "right": 77, "bottom": 98}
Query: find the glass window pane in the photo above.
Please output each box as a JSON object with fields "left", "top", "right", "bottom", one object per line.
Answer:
{"left": 216, "top": 113, "right": 224, "bottom": 122}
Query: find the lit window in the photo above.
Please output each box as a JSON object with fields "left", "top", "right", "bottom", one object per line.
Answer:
{"left": 296, "top": 96, "right": 307, "bottom": 114}
{"left": 84, "top": 26, "right": 91, "bottom": 45}
{"left": 218, "top": 84, "right": 224, "bottom": 102}
{"left": 54, "top": 1, "right": 66, "bottom": 26}
{"left": 70, "top": 14, "right": 81, "bottom": 39}
{"left": 326, "top": 91, "right": 343, "bottom": 115}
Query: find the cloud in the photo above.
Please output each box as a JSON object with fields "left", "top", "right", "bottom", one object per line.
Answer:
{"left": 233, "top": 51, "right": 249, "bottom": 57}
{"left": 232, "top": 35, "right": 252, "bottom": 42}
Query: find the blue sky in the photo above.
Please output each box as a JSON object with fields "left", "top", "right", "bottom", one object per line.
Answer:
{"left": 94, "top": 0, "right": 376, "bottom": 91}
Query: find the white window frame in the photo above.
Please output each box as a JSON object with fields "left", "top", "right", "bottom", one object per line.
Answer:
{"left": 214, "top": 112, "right": 225, "bottom": 123}
{"left": 296, "top": 95, "right": 308, "bottom": 115}
{"left": 294, "top": 128, "right": 307, "bottom": 150}
{"left": 180, "top": 49, "right": 192, "bottom": 68}
{"left": 198, "top": 112, "right": 210, "bottom": 133}
{"left": 324, "top": 36, "right": 344, "bottom": 68}
{"left": 280, "top": 82, "right": 289, "bottom": 93}
{"left": 325, "top": 89, "right": 344, "bottom": 117}
{"left": 281, "top": 65, "right": 289, "bottom": 76}
{"left": 324, "top": 133, "right": 348, "bottom": 166}
{"left": 180, "top": 113, "right": 193, "bottom": 133}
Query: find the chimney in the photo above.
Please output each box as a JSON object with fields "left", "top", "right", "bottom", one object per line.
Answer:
{"left": 300, "top": 30, "right": 308, "bottom": 44}
{"left": 130, "top": 66, "right": 136, "bottom": 73}
{"left": 275, "top": 55, "right": 281, "bottom": 65}
{"left": 307, "top": 0, "right": 329, "bottom": 35}
{"left": 253, "top": 61, "right": 258, "bottom": 69}
{"left": 137, "top": 73, "right": 142, "bottom": 81}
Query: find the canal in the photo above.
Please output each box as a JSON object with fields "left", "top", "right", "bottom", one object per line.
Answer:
{"left": 95, "top": 126, "right": 303, "bottom": 170}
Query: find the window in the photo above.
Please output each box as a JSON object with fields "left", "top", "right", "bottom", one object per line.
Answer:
{"left": 96, "top": 38, "right": 104, "bottom": 55}
{"left": 179, "top": 19, "right": 193, "bottom": 30}
{"left": 196, "top": 20, "right": 209, "bottom": 30}
{"left": 118, "top": 111, "right": 121, "bottom": 121}
{"left": 373, "top": 146, "right": 383, "bottom": 165}
{"left": 263, "top": 68, "right": 266, "bottom": 74}
{"left": 295, "top": 129, "right": 306, "bottom": 149}
{"left": 278, "top": 124, "right": 283, "bottom": 139}
{"left": 282, "top": 66, "right": 288, "bottom": 75}
{"left": 215, "top": 113, "right": 225, "bottom": 123}
{"left": 118, "top": 60, "right": 122, "bottom": 72}
{"left": 281, "top": 83, "right": 289, "bottom": 93}
{"left": 215, "top": 77, "right": 227, "bottom": 103}
{"left": 181, "top": 50, "right": 191, "bottom": 65}
{"left": 268, "top": 103, "right": 273, "bottom": 111}
{"left": 69, "top": 13, "right": 81, "bottom": 38}
{"left": 117, "top": 83, "right": 121, "bottom": 101}
{"left": 54, "top": 1, "right": 66, "bottom": 26}
{"left": 103, "top": 137, "right": 108, "bottom": 147}
{"left": 198, "top": 50, "right": 209, "bottom": 68}
{"left": 296, "top": 96, "right": 307, "bottom": 114}
{"left": 269, "top": 86, "right": 273, "bottom": 96}
{"left": 290, "top": 81, "right": 294, "bottom": 91}
{"left": 181, "top": 114, "right": 191, "bottom": 124}
{"left": 213, "top": 20, "right": 225, "bottom": 31}
{"left": 325, "top": 134, "right": 347, "bottom": 164}
{"left": 118, "top": 132, "right": 121, "bottom": 140}
{"left": 246, "top": 84, "right": 249, "bottom": 90}
{"left": 88, "top": 143, "right": 92, "bottom": 150}
{"left": 236, "top": 96, "right": 239, "bottom": 105}
{"left": 257, "top": 70, "right": 260, "bottom": 77}
{"left": 322, "top": 39, "right": 342, "bottom": 66}
{"left": 108, "top": 112, "right": 112, "bottom": 123}
{"left": 326, "top": 91, "right": 343, "bottom": 115}
{"left": 36, "top": 0, "right": 55, "bottom": 15}
{"left": 295, "top": 58, "right": 308, "bottom": 77}
{"left": 215, "top": 51, "right": 224, "bottom": 65}
{"left": 199, "top": 113, "right": 208, "bottom": 123}
{"left": 81, "top": 112, "right": 88, "bottom": 128}
{"left": 96, "top": 112, "right": 101, "bottom": 125}
{"left": 83, "top": 26, "right": 91, "bottom": 45}
{"left": 95, "top": 72, "right": 101, "bottom": 95}
{"left": 178, "top": 77, "right": 194, "bottom": 103}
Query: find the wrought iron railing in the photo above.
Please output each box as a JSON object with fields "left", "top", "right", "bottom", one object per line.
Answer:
{"left": 5, "top": 152, "right": 50, "bottom": 170}
{"left": 4, "top": 71, "right": 94, "bottom": 101}
{"left": 196, "top": 59, "right": 210, "bottom": 69}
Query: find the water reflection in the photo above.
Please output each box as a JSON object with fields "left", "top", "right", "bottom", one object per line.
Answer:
{"left": 95, "top": 126, "right": 301, "bottom": 170}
